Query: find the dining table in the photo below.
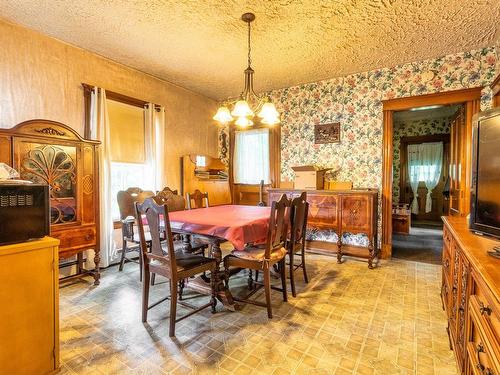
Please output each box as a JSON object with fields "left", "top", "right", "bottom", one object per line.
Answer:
{"left": 168, "top": 204, "right": 271, "bottom": 311}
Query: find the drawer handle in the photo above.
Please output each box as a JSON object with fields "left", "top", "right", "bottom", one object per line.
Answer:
{"left": 479, "top": 301, "right": 492, "bottom": 316}
{"left": 85, "top": 234, "right": 92, "bottom": 241}
{"left": 444, "top": 259, "right": 449, "bottom": 268}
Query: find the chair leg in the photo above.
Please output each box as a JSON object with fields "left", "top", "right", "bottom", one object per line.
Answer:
{"left": 263, "top": 267, "right": 273, "bottom": 319}
{"left": 247, "top": 268, "right": 254, "bottom": 290}
{"left": 280, "top": 259, "right": 288, "bottom": 302}
{"left": 119, "top": 238, "right": 127, "bottom": 271}
{"left": 211, "top": 269, "right": 217, "bottom": 314}
{"left": 139, "top": 251, "right": 143, "bottom": 282}
{"left": 169, "top": 279, "right": 178, "bottom": 337}
{"left": 289, "top": 251, "right": 296, "bottom": 298}
{"left": 151, "top": 273, "right": 156, "bottom": 286}
{"left": 301, "top": 246, "right": 309, "bottom": 283}
{"left": 178, "top": 279, "right": 185, "bottom": 300}
{"left": 142, "top": 267, "right": 150, "bottom": 322}
{"left": 255, "top": 270, "right": 259, "bottom": 283}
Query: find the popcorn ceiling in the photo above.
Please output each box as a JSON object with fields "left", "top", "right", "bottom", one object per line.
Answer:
{"left": 0, "top": 0, "right": 498, "bottom": 100}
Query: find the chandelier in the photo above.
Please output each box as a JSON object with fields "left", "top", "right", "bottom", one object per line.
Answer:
{"left": 213, "top": 12, "right": 280, "bottom": 127}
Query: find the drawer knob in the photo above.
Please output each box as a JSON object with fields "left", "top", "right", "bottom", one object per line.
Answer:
{"left": 444, "top": 259, "right": 449, "bottom": 268}
{"left": 479, "top": 301, "right": 492, "bottom": 316}
{"left": 85, "top": 234, "right": 92, "bottom": 241}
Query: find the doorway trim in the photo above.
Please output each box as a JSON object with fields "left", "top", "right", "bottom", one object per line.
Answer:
{"left": 381, "top": 87, "right": 482, "bottom": 258}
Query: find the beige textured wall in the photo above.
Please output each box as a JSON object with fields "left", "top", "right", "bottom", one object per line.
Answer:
{"left": 0, "top": 19, "right": 219, "bottom": 191}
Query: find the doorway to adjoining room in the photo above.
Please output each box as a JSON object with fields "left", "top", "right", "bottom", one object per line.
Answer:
{"left": 391, "top": 104, "right": 463, "bottom": 264}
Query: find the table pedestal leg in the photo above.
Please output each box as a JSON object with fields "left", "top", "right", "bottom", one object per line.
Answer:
{"left": 210, "top": 241, "right": 235, "bottom": 310}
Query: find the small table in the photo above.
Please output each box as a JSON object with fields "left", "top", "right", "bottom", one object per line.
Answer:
{"left": 168, "top": 205, "right": 271, "bottom": 310}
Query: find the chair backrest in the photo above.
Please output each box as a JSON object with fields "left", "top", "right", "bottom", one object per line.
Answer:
{"left": 265, "top": 194, "right": 291, "bottom": 258}
{"left": 186, "top": 189, "right": 209, "bottom": 209}
{"left": 289, "top": 192, "right": 309, "bottom": 250}
{"left": 135, "top": 198, "right": 177, "bottom": 276}
{"left": 117, "top": 187, "right": 155, "bottom": 220}
{"left": 155, "top": 187, "right": 186, "bottom": 212}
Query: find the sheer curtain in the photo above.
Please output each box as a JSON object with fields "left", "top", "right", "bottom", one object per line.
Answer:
{"left": 234, "top": 128, "right": 270, "bottom": 184}
{"left": 145, "top": 103, "right": 166, "bottom": 191}
{"left": 407, "top": 144, "right": 421, "bottom": 214}
{"left": 90, "top": 87, "right": 116, "bottom": 267}
{"left": 420, "top": 142, "right": 443, "bottom": 213}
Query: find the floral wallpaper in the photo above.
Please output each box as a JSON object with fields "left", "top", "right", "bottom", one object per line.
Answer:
{"left": 218, "top": 47, "right": 498, "bottom": 245}
{"left": 392, "top": 116, "right": 452, "bottom": 203}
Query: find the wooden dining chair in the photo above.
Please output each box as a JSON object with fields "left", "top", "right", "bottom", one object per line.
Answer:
{"left": 117, "top": 187, "right": 155, "bottom": 280}
{"left": 223, "top": 194, "right": 290, "bottom": 318}
{"left": 135, "top": 198, "right": 217, "bottom": 337}
{"left": 150, "top": 190, "right": 209, "bottom": 287}
{"left": 186, "top": 189, "right": 209, "bottom": 209}
{"left": 287, "top": 192, "right": 309, "bottom": 297}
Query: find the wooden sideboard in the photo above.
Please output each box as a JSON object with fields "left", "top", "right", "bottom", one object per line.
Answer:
{"left": 0, "top": 237, "right": 60, "bottom": 375}
{"left": 441, "top": 216, "right": 500, "bottom": 375}
{"left": 0, "top": 120, "right": 101, "bottom": 284}
{"left": 268, "top": 188, "right": 379, "bottom": 268}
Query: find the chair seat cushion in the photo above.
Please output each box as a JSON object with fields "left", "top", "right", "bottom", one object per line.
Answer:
{"left": 231, "top": 246, "right": 287, "bottom": 262}
{"left": 151, "top": 248, "right": 214, "bottom": 272}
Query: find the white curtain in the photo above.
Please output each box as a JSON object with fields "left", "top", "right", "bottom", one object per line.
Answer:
{"left": 407, "top": 144, "right": 421, "bottom": 214}
{"left": 90, "top": 87, "right": 116, "bottom": 267}
{"left": 145, "top": 103, "right": 166, "bottom": 191}
{"left": 234, "top": 128, "right": 270, "bottom": 184}
{"left": 420, "top": 142, "right": 443, "bottom": 213}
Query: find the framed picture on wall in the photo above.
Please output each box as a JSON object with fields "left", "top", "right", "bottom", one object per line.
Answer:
{"left": 314, "top": 123, "right": 341, "bottom": 144}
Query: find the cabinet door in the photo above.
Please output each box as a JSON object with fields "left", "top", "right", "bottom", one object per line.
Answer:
{"left": 341, "top": 195, "right": 371, "bottom": 233}
{"left": 307, "top": 193, "right": 339, "bottom": 230}
{"left": 13, "top": 138, "right": 79, "bottom": 225}
{"left": 456, "top": 253, "right": 470, "bottom": 370}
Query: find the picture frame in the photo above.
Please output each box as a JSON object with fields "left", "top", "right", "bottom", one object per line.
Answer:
{"left": 314, "top": 122, "right": 341, "bottom": 144}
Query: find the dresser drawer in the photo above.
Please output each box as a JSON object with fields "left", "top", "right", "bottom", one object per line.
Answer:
{"left": 443, "top": 225, "right": 453, "bottom": 250}
{"left": 467, "top": 303, "right": 500, "bottom": 375}
{"left": 442, "top": 243, "right": 452, "bottom": 286}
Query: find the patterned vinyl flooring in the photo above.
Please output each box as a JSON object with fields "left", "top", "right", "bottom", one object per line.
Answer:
{"left": 57, "top": 253, "right": 457, "bottom": 375}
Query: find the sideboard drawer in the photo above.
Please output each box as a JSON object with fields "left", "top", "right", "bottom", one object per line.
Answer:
{"left": 52, "top": 226, "right": 96, "bottom": 257}
{"left": 467, "top": 304, "right": 500, "bottom": 375}
{"left": 470, "top": 272, "right": 500, "bottom": 352}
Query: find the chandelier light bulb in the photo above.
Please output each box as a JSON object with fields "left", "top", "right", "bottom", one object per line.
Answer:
{"left": 213, "top": 106, "right": 233, "bottom": 123}
{"left": 235, "top": 116, "right": 253, "bottom": 127}
{"left": 257, "top": 102, "right": 279, "bottom": 119}
{"left": 231, "top": 100, "right": 254, "bottom": 118}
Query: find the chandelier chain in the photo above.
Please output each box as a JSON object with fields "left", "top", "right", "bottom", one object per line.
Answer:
{"left": 247, "top": 20, "right": 252, "bottom": 68}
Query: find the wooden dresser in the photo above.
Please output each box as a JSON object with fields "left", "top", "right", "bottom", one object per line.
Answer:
{"left": 0, "top": 237, "right": 60, "bottom": 375}
{"left": 268, "top": 189, "right": 378, "bottom": 268}
{"left": 441, "top": 216, "right": 500, "bottom": 375}
{"left": 0, "top": 120, "right": 101, "bottom": 284}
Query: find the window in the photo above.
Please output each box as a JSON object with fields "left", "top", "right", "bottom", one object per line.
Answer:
{"left": 107, "top": 99, "right": 153, "bottom": 220}
{"left": 233, "top": 128, "right": 270, "bottom": 184}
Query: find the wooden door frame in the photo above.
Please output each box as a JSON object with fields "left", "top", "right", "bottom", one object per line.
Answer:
{"left": 381, "top": 87, "right": 482, "bottom": 258}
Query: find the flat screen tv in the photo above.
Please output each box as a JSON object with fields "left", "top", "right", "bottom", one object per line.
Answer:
{"left": 470, "top": 107, "right": 500, "bottom": 239}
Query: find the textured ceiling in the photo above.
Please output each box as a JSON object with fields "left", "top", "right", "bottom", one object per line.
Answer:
{"left": 1, "top": 0, "right": 499, "bottom": 100}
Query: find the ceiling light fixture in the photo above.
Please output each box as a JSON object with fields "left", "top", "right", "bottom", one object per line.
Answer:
{"left": 213, "top": 13, "right": 280, "bottom": 127}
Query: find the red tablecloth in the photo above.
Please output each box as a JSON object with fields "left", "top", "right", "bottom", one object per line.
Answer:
{"left": 168, "top": 205, "right": 271, "bottom": 250}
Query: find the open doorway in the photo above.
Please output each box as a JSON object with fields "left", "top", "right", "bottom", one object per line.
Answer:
{"left": 391, "top": 104, "right": 463, "bottom": 263}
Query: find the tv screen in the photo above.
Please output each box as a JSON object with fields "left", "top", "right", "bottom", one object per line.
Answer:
{"left": 470, "top": 107, "right": 500, "bottom": 238}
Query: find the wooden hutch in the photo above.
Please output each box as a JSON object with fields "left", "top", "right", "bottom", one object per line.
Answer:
{"left": 268, "top": 188, "right": 379, "bottom": 268}
{"left": 0, "top": 120, "right": 101, "bottom": 284}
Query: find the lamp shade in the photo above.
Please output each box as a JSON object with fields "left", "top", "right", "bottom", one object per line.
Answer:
{"left": 235, "top": 116, "right": 253, "bottom": 127}
{"left": 213, "top": 106, "right": 233, "bottom": 123}
{"left": 261, "top": 115, "right": 280, "bottom": 125}
{"left": 257, "top": 102, "right": 279, "bottom": 119}
{"left": 231, "top": 100, "right": 254, "bottom": 118}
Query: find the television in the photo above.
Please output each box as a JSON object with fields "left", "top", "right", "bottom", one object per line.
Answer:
{"left": 470, "top": 107, "right": 500, "bottom": 239}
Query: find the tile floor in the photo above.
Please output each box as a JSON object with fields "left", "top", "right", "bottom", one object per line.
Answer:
{"left": 58, "top": 254, "right": 458, "bottom": 375}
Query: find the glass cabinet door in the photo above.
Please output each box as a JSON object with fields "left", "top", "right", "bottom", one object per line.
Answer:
{"left": 16, "top": 141, "right": 78, "bottom": 225}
